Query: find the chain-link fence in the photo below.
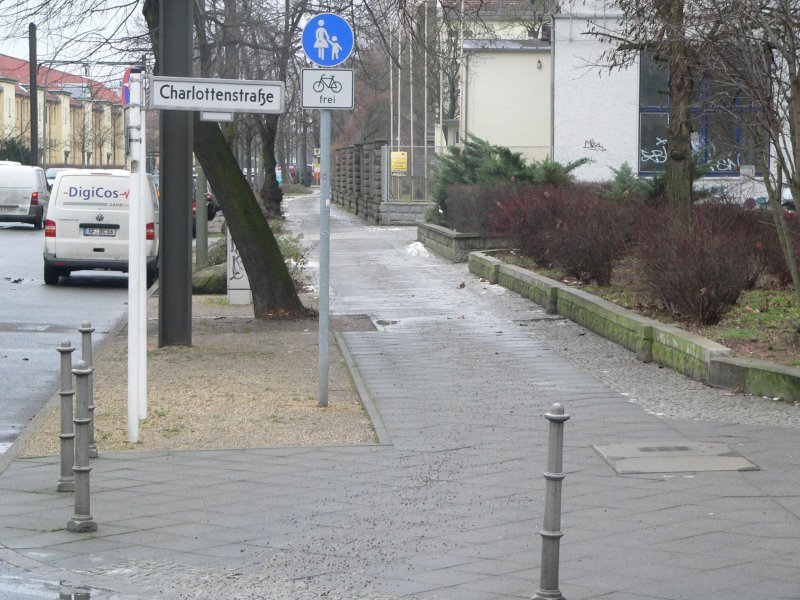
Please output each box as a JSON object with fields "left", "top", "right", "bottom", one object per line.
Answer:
{"left": 383, "top": 144, "right": 551, "bottom": 203}
{"left": 383, "top": 145, "right": 442, "bottom": 202}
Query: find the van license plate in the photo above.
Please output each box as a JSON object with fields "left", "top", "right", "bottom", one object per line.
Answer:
{"left": 0, "top": 206, "right": 18, "bottom": 213}
{"left": 83, "top": 227, "right": 116, "bottom": 237}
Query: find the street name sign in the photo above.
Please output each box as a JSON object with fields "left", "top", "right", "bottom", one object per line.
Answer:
{"left": 301, "top": 69, "right": 354, "bottom": 110}
{"left": 147, "top": 76, "right": 285, "bottom": 113}
{"left": 302, "top": 13, "right": 354, "bottom": 67}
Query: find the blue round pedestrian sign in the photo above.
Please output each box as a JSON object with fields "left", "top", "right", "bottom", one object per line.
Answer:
{"left": 302, "top": 13, "right": 354, "bottom": 67}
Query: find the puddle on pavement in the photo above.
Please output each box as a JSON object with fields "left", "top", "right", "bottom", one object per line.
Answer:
{"left": 0, "top": 576, "right": 92, "bottom": 599}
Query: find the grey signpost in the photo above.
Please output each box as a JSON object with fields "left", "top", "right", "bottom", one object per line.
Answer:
{"left": 301, "top": 13, "right": 355, "bottom": 408}
{"left": 160, "top": 0, "right": 193, "bottom": 348}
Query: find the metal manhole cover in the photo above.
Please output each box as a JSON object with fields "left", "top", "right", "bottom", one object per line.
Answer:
{"left": 592, "top": 442, "right": 759, "bottom": 474}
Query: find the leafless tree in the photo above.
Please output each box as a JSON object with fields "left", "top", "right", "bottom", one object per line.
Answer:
{"left": 146, "top": 0, "right": 306, "bottom": 316}
{"left": 700, "top": 0, "right": 800, "bottom": 301}
{"left": 587, "top": 0, "right": 723, "bottom": 223}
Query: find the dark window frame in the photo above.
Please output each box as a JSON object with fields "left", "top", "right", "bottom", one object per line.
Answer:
{"left": 638, "top": 51, "right": 762, "bottom": 177}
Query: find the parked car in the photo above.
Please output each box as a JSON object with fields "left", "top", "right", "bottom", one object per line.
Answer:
{"left": 0, "top": 163, "right": 50, "bottom": 229}
{"left": 43, "top": 169, "right": 159, "bottom": 286}
{"left": 45, "top": 167, "right": 69, "bottom": 189}
{"left": 191, "top": 187, "right": 218, "bottom": 237}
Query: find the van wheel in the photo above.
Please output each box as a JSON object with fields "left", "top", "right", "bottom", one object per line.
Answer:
{"left": 146, "top": 268, "right": 158, "bottom": 289}
{"left": 44, "top": 266, "right": 60, "bottom": 285}
{"left": 33, "top": 208, "right": 44, "bottom": 230}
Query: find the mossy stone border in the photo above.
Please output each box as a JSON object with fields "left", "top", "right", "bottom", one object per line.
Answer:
{"left": 468, "top": 251, "right": 800, "bottom": 402}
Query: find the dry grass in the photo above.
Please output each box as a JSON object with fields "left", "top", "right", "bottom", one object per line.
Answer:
{"left": 19, "top": 295, "right": 376, "bottom": 457}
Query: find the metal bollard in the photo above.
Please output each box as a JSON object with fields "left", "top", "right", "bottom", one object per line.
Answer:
{"left": 67, "top": 360, "right": 97, "bottom": 533}
{"left": 533, "top": 403, "right": 570, "bottom": 600}
{"left": 79, "top": 321, "right": 98, "bottom": 458}
{"left": 56, "top": 340, "right": 76, "bottom": 492}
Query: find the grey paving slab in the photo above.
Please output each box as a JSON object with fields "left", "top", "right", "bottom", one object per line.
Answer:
{"left": 1, "top": 195, "right": 800, "bottom": 598}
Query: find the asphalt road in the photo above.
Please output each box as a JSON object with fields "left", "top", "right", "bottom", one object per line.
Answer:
{"left": 0, "top": 222, "right": 128, "bottom": 457}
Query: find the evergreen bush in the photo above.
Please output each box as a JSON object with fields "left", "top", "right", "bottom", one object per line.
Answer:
{"left": 430, "top": 134, "right": 588, "bottom": 229}
{"left": 0, "top": 136, "right": 31, "bottom": 164}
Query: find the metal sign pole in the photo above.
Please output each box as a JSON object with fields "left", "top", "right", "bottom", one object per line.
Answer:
{"left": 318, "top": 108, "right": 331, "bottom": 408}
{"left": 126, "top": 69, "right": 143, "bottom": 443}
{"left": 300, "top": 12, "right": 354, "bottom": 409}
{"left": 137, "top": 74, "right": 148, "bottom": 420}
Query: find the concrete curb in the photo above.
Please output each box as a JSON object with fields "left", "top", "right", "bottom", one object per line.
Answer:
{"left": 0, "top": 314, "right": 128, "bottom": 476}
{"left": 469, "top": 250, "right": 800, "bottom": 402}
{"left": 0, "top": 286, "right": 154, "bottom": 476}
{"left": 416, "top": 220, "right": 512, "bottom": 263}
{"left": 334, "top": 331, "right": 392, "bottom": 446}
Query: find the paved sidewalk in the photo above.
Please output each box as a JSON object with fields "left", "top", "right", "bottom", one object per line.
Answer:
{"left": 2, "top": 194, "right": 800, "bottom": 599}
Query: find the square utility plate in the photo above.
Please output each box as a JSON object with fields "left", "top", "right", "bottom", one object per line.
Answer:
{"left": 592, "top": 442, "right": 759, "bottom": 474}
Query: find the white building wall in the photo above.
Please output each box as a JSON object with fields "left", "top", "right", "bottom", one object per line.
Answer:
{"left": 551, "top": 12, "right": 639, "bottom": 181}
{"left": 552, "top": 2, "right": 769, "bottom": 200}
{"left": 463, "top": 49, "right": 551, "bottom": 162}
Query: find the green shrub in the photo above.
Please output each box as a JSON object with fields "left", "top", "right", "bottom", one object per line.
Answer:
{"left": 0, "top": 136, "right": 31, "bottom": 164}
{"left": 432, "top": 136, "right": 530, "bottom": 226}
{"left": 281, "top": 182, "right": 312, "bottom": 196}
{"left": 277, "top": 231, "right": 308, "bottom": 283}
{"left": 431, "top": 134, "right": 589, "bottom": 230}
{"left": 268, "top": 219, "right": 308, "bottom": 285}
{"left": 595, "top": 163, "right": 661, "bottom": 203}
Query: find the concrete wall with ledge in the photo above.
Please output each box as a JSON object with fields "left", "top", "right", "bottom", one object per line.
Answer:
{"left": 416, "top": 221, "right": 512, "bottom": 263}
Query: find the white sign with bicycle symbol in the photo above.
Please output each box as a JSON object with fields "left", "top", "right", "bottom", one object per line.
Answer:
{"left": 301, "top": 69, "right": 354, "bottom": 110}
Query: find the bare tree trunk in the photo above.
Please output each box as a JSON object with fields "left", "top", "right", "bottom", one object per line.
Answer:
{"left": 663, "top": 0, "right": 693, "bottom": 224}
{"left": 193, "top": 114, "right": 305, "bottom": 317}
{"left": 785, "top": 72, "right": 800, "bottom": 305}
{"left": 257, "top": 114, "right": 283, "bottom": 218}
{"left": 144, "top": 0, "right": 304, "bottom": 317}
{"left": 299, "top": 116, "right": 310, "bottom": 186}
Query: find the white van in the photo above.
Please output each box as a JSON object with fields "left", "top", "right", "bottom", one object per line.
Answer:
{"left": 0, "top": 163, "right": 50, "bottom": 229}
{"left": 43, "top": 169, "right": 159, "bottom": 286}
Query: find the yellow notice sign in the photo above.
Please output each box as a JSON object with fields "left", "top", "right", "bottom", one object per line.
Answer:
{"left": 391, "top": 151, "right": 408, "bottom": 176}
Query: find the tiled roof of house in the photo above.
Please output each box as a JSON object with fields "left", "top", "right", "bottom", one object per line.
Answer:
{"left": 0, "top": 53, "right": 120, "bottom": 104}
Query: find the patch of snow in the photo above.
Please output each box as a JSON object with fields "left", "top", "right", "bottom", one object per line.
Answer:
{"left": 405, "top": 242, "right": 433, "bottom": 258}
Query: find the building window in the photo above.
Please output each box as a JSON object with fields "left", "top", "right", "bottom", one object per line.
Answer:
{"left": 638, "top": 51, "right": 762, "bottom": 176}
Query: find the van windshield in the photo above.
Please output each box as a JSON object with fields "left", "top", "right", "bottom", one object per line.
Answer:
{"left": 56, "top": 176, "right": 130, "bottom": 210}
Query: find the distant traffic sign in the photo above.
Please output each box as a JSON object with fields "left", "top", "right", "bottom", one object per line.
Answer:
{"left": 301, "top": 13, "right": 354, "bottom": 67}
{"left": 121, "top": 67, "right": 131, "bottom": 106}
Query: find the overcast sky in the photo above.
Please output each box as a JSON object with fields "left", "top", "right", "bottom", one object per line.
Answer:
{"left": 1, "top": 3, "right": 147, "bottom": 85}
